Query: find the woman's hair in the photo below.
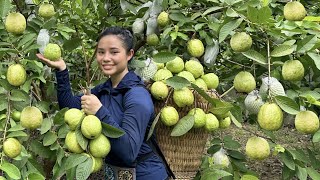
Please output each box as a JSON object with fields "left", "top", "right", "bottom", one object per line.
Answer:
{"left": 96, "top": 27, "right": 134, "bottom": 53}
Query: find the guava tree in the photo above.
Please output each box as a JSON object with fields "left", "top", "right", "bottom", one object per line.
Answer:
{"left": 1, "top": 0, "right": 320, "bottom": 180}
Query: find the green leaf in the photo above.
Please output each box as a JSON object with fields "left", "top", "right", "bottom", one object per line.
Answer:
{"left": 227, "top": 150, "right": 246, "bottom": 160}
{"left": 58, "top": 124, "right": 69, "bottom": 138}
{"left": 75, "top": 126, "right": 88, "bottom": 151}
{"left": 65, "top": 154, "right": 88, "bottom": 170}
{"left": 76, "top": 158, "right": 93, "bottom": 180}
{"left": 0, "top": 96, "right": 7, "bottom": 111}
{"left": 296, "top": 165, "right": 307, "bottom": 180}
{"left": 0, "top": 162, "right": 21, "bottom": 179}
{"left": 279, "top": 151, "right": 295, "bottom": 170}
{"left": 0, "top": 79, "right": 13, "bottom": 91}
{"left": 27, "top": 173, "right": 45, "bottom": 180}
{"left": 247, "top": 6, "right": 272, "bottom": 24}
{"left": 306, "top": 167, "right": 320, "bottom": 180}
{"left": 36, "top": 101, "right": 50, "bottom": 113}
{"left": 242, "top": 50, "right": 267, "bottom": 65}
{"left": 153, "top": 52, "right": 177, "bottom": 63}
{"left": 304, "top": 16, "right": 320, "bottom": 22}
{"left": 8, "top": 124, "right": 24, "bottom": 132}
{"left": 207, "top": 144, "right": 221, "bottom": 154}
{"left": 271, "top": 45, "right": 294, "bottom": 57}
{"left": 223, "top": 136, "right": 241, "bottom": 150}
{"left": 274, "top": 96, "right": 300, "bottom": 115}
{"left": 10, "top": 89, "right": 29, "bottom": 102}
{"left": 296, "top": 35, "right": 317, "bottom": 53}
{"left": 202, "top": 7, "right": 223, "bottom": 16}
{"left": 288, "top": 148, "right": 308, "bottom": 163}
{"left": 7, "top": 131, "right": 28, "bottom": 138}
{"left": 18, "top": 33, "right": 37, "bottom": 48}
{"left": 307, "top": 148, "right": 320, "bottom": 169}
{"left": 218, "top": 18, "right": 243, "bottom": 43}
{"left": 201, "top": 168, "right": 232, "bottom": 180}
{"left": 43, "top": 18, "right": 56, "bottom": 30}
{"left": 40, "top": 118, "right": 52, "bottom": 135}
{"left": 170, "top": 115, "right": 194, "bottom": 137}
{"left": 30, "top": 140, "right": 55, "bottom": 159}
{"left": 230, "top": 112, "right": 242, "bottom": 128}
{"left": 54, "top": 108, "right": 68, "bottom": 125}
{"left": 308, "top": 52, "right": 320, "bottom": 70}
{"left": 147, "top": 112, "right": 160, "bottom": 141}
{"left": 102, "top": 122, "right": 125, "bottom": 138}
{"left": 43, "top": 131, "right": 57, "bottom": 146}
{"left": 312, "top": 130, "right": 320, "bottom": 143}
{"left": 209, "top": 101, "right": 233, "bottom": 117}
{"left": 166, "top": 76, "right": 190, "bottom": 89}
{"left": 0, "top": 0, "right": 11, "bottom": 17}
{"left": 63, "top": 38, "right": 82, "bottom": 51}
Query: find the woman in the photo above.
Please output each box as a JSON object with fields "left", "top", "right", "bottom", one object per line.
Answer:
{"left": 37, "top": 27, "right": 169, "bottom": 180}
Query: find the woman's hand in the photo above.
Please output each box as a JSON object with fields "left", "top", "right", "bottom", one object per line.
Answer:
{"left": 36, "top": 53, "right": 66, "bottom": 71}
{"left": 81, "top": 94, "right": 102, "bottom": 115}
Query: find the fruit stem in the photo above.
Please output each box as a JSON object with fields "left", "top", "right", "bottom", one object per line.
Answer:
{"left": 164, "top": 87, "right": 174, "bottom": 105}
{"left": 12, "top": 0, "right": 23, "bottom": 14}
{"left": 0, "top": 91, "right": 12, "bottom": 166}
{"left": 220, "top": 86, "right": 234, "bottom": 98}
{"left": 32, "top": 81, "right": 42, "bottom": 101}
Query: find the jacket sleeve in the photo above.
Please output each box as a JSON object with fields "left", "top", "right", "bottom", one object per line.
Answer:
{"left": 95, "top": 87, "right": 154, "bottom": 166}
{"left": 55, "top": 68, "right": 82, "bottom": 109}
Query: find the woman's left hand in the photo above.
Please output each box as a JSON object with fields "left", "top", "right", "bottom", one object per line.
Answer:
{"left": 81, "top": 94, "right": 102, "bottom": 115}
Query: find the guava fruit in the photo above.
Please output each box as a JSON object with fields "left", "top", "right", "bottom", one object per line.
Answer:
{"left": 3, "top": 138, "right": 22, "bottom": 158}
{"left": 194, "top": 78, "right": 208, "bottom": 91}
{"left": 258, "top": 102, "right": 283, "bottom": 131}
{"left": 20, "top": 106, "right": 43, "bottom": 130}
{"left": 173, "top": 87, "right": 194, "bottom": 107}
{"left": 230, "top": 32, "right": 252, "bottom": 52}
{"left": 11, "top": 110, "right": 21, "bottom": 122}
{"left": 219, "top": 117, "right": 231, "bottom": 129}
{"left": 284, "top": 1, "right": 306, "bottom": 21}
{"left": 81, "top": 115, "right": 102, "bottom": 139}
{"left": 185, "top": 60, "right": 204, "bottom": 78}
{"left": 201, "top": 73, "right": 219, "bottom": 90}
{"left": 65, "top": 131, "right": 84, "bottom": 153}
{"left": 5, "top": 12, "right": 26, "bottom": 35}
{"left": 6, "top": 64, "right": 27, "bottom": 87}
{"left": 259, "top": 77, "right": 286, "bottom": 98}
{"left": 89, "top": 134, "right": 111, "bottom": 158}
{"left": 188, "top": 108, "right": 206, "bottom": 128}
{"left": 246, "top": 136, "right": 270, "bottom": 160}
{"left": 132, "top": 18, "right": 144, "bottom": 34}
{"left": 233, "top": 71, "right": 256, "bottom": 93}
{"left": 187, "top": 39, "right": 204, "bottom": 57}
{"left": 146, "top": 34, "right": 159, "bottom": 46}
{"left": 177, "top": 71, "right": 195, "bottom": 83}
{"left": 205, "top": 113, "right": 219, "bottom": 132}
{"left": 213, "top": 148, "right": 230, "bottom": 168}
{"left": 39, "top": 3, "right": 55, "bottom": 19}
{"left": 157, "top": 11, "right": 169, "bottom": 27}
{"left": 150, "top": 81, "right": 169, "bottom": 100}
{"left": 282, "top": 60, "right": 304, "bottom": 81}
{"left": 244, "top": 90, "right": 264, "bottom": 114}
{"left": 165, "top": 56, "right": 184, "bottom": 74}
{"left": 153, "top": 69, "right": 173, "bottom": 82}
{"left": 44, "top": 43, "right": 61, "bottom": 61}
{"left": 139, "top": 60, "right": 157, "bottom": 81}
{"left": 295, "top": 110, "right": 319, "bottom": 134}
{"left": 160, "top": 106, "right": 179, "bottom": 126}
{"left": 64, "top": 108, "right": 84, "bottom": 130}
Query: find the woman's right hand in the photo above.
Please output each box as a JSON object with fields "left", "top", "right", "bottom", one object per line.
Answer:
{"left": 36, "top": 53, "right": 67, "bottom": 71}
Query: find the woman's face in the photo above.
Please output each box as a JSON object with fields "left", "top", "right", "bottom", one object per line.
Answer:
{"left": 96, "top": 35, "right": 133, "bottom": 77}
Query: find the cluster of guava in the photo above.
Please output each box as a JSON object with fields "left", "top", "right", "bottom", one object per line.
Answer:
{"left": 63, "top": 108, "right": 111, "bottom": 174}
{"left": 2, "top": 106, "right": 43, "bottom": 164}
{"left": 230, "top": 2, "right": 318, "bottom": 162}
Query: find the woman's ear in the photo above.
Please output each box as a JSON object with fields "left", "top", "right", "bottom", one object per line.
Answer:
{"left": 127, "top": 49, "right": 134, "bottom": 62}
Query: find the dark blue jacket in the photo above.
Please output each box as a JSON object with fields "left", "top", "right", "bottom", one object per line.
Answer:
{"left": 56, "top": 69, "right": 168, "bottom": 180}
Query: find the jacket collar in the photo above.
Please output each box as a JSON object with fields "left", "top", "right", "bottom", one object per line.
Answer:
{"left": 98, "top": 71, "right": 144, "bottom": 95}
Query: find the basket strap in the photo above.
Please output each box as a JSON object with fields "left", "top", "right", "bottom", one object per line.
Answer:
{"left": 147, "top": 135, "right": 176, "bottom": 179}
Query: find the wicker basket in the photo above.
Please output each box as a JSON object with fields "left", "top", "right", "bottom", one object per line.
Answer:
{"left": 153, "top": 89, "right": 216, "bottom": 179}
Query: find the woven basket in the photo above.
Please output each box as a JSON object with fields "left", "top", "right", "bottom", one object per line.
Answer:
{"left": 153, "top": 89, "right": 217, "bottom": 179}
